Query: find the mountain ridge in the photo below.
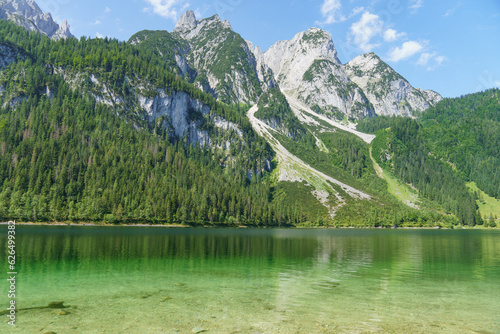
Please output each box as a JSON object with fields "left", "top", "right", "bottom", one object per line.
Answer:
{"left": 134, "top": 11, "right": 441, "bottom": 120}
{"left": 1, "top": 3, "right": 493, "bottom": 228}
{"left": 0, "top": 0, "right": 72, "bottom": 40}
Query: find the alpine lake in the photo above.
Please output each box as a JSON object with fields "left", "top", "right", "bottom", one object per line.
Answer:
{"left": 1, "top": 226, "right": 499, "bottom": 333}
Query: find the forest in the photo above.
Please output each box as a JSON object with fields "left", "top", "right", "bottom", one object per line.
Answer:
{"left": 357, "top": 89, "right": 500, "bottom": 226}
{"left": 0, "top": 19, "right": 496, "bottom": 227}
{"left": 0, "top": 21, "right": 287, "bottom": 225}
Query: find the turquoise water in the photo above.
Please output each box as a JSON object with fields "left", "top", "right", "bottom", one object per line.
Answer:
{"left": 1, "top": 227, "right": 500, "bottom": 333}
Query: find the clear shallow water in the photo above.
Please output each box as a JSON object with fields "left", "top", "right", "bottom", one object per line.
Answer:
{"left": 1, "top": 227, "right": 500, "bottom": 333}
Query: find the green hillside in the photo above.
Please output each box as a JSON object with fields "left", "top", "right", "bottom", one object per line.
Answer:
{"left": 358, "top": 89, "right": 500, "bottom": 226}
{"left": 0, "top": 21, "right": 283, "bottom": 225}
{"left": 0, "top": 17, "right": 497, "bottom": 228}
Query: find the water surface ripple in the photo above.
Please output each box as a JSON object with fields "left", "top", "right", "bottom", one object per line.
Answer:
{"left": 1, "top": 227, "right": 499, "bottom": 333}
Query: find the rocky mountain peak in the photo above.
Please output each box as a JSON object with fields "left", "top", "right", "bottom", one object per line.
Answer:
{"left": 0, "top": 0, "right": 73, "bottom": 40}
{"left": 345, "top": 52, "right": 442, "bottom": 116}
{"left": 261, "top": 28, "right": 373, "bottom": 119}
{"left": 263, "top": 28, "right": 341, "bottom": 84}
{"left": 346, "top": 52, "right": 384, "bottom": 73}
{"left": 173, "top": 10, "right": 198, "bottom": 33}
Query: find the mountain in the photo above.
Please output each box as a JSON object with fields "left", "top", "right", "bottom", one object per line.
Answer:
{"left": 357, "top": 89, "right": 500, "bottom": 225}
{"left": 1, "top": 3, "right": 493, "bottom": 228}
{"left": 345, "top": 52, "right": 442, "bottom": 116}
{"left": 131, "top": 11, "right": 440, "bottom": 120}
{"left": 262, "top": 28, "right": 374, "bottom": 120}
{"left": 261, "top": 28, "right": 442, "bottom": 120}
{"left": 0, "top": 19, "right": 279, "bottom": 225}
{"left": 130, "top": 11, "right": 275, "bottom": 105}
{"left": 0, "top": 0, "right": 72, "bottom": 40}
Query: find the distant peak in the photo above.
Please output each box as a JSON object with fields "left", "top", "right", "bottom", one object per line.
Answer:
{"left": 174, "top": 10, "right": 198, "bottom": 32}
{"left": 366, "top": 52, "right": 381, "bottom": 60}
{"left": 306, "top": 27, "right": 323, "bottom": 33}
{"left": 304, "top": 27, "right": 330, "bottom": 37}
{"left": 0, "top": 0, "right": 73, "bottom": 39}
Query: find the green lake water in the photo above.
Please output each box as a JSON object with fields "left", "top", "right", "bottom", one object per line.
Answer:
{"left": 1, "top": 226, "right": 500, "bottom": 333}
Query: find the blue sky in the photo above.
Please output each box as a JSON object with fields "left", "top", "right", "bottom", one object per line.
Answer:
{"left": 37, "top": 0, "right": 500, "bottom": 98}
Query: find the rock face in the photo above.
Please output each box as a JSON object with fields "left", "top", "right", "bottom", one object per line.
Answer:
{"left": 173, "top": 10, "right": 198, "bottom": 33}
{"left": 174, "top": 12, "right": 275, "bottom": 104}
{"left": 138, "top": 89, "right": 210, "bottom": 145}
{"left": 132, "top": 11, "right": 275, "bottom": 105}
{"left": 345, "top": 52, "right": 442, "bottom": 116}
{"left": 263, "top": 28, "right": 374, "bottom": 119}
{"left": 0, "top": 0, "right": 73, "bottom": 40}
{"left": 133, "top": 12, "right": 440, "bottom": 119}
{"left": 58, "top": 69, "right": 243, "bottom": 148}
{"left": 0, "top": 42, "right": 22, "bottom": 69}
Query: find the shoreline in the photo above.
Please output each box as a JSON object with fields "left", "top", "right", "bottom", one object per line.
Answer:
{"left": 1, "top": 221, "right": 498, "bottom": 230}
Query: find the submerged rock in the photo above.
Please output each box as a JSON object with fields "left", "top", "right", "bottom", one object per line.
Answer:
{"left": 48, "top": 301, "right": 65, "bottom": 308}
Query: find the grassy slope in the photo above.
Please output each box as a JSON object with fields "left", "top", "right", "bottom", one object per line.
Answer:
{"left": 467, "top": 182, "right": 500, "bottom": 219}
{"left": 369, "top": 148, "right": 420, "bottom": 209}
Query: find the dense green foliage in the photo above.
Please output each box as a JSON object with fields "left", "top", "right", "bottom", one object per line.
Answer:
{"left": 0, "top": 92, "right": 296, "bottom": 225}
{"left": 0, "top": 21, "right": 312, "bottom": 225}
{"left": 277, "top": 124, "right": 452, "bottom": 227}
{"left": 357, "top": 89, "right": 500, "bottom": 224}
{"left": 367, "top": 117, "right": 482, "bottom": 225}
{"left": 0, "top": 20, "right": 257, "bottom": 134}
{"left": 419, "top": 89, "right": 500, "bottom": 199}
{"left": 127, "top": 30, "right": 189, "bottom": 77}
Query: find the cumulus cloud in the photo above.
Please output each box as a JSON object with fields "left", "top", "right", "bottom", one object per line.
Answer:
{"left": 388, "top": 41, "right": 424, "bottom": 62}
{"left": 143, "top": 0, "right": 189, "bottom": 21}
{"left": 104, "top": 7, "right": 111, "bottom": 13}
{"left": 96, "top": 32, "right": 104, "bottom": 39}
{"left": 350, "top": 12, "right": 384, "bottom": 52}
{"left": 383, "top": 29, "right": 406, "bottom": 42}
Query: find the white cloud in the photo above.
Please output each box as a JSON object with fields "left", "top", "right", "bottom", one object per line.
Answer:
{"left": 143, "top": 0, "right": 189, "bottom": 21}
{"left": 104, "top": 7, "right": 111, "bottom": 13}
{"left": 409, "top": 0, "right": 423, "bottom": 13}
{"left": 94, "top": 20, "right": 101, "bottom": 25}
{"left": 318, "top": 0, "right": 364, "bottom": 25}
{"left": 321, "top": 0, "right": 344, "bottom": 24}
{"left": 435, "top": 56, "right": 446, "bottom": 65}
{"left": 96, "top": 32, "right": 104, "bottom": 39}
{"left": 350, "top": 12, "right": 383, "bottom": 52}
{"left": 417, "top": 52, "right": 433, "bottom": 66}
{"left": 444, "top": 3, "right": 461, "bottom": 17}
{"left": 351, "top": 7, "right": 365, "bottom": 16}
{"left": 417, "top": 52, "right": 446, "bottom": 70}
{"left": 388, "top": 41, "right": 424, "bottom": 62}
{"left": 384, "top": 29, "right": 406, "bottom": 42}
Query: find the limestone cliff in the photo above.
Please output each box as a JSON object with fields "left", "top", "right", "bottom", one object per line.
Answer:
{"left": 0, "top": 0, "right": 73, "bottom": 40}
{"left": 263, "top": 28, "right": 374, "bottom": 120}
{"left": 345, "top": 52, "right": 442, "bottom": 116}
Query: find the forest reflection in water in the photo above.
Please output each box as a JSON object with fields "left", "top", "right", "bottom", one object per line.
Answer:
{"left": 1, "top": 227, "right": 499, "bottom": 333}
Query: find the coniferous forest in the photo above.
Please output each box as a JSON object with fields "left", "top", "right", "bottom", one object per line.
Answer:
{"left": 0, "top": 18, "right": 498, "bottom": 227}
{"left": 358, "top": 88, "right": 500, "bottom": 226}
